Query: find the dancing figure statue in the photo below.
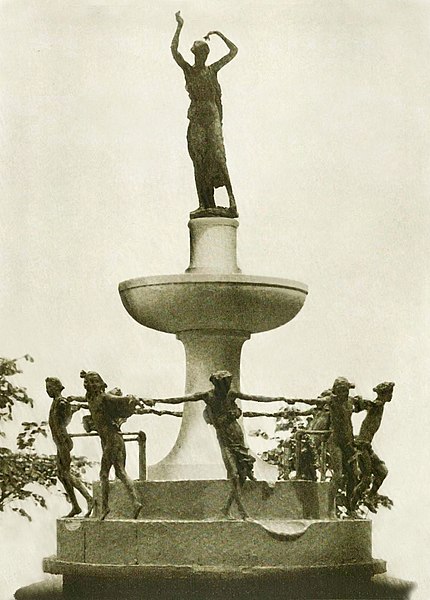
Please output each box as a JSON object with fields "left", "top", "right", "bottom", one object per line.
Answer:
{"left": 171, "top": 11, "right": 238, "bottom": 218}
{"left": 138, "top": 371, "right": 284, "bottom": 519}
{"left": 71, "top": 371, "right": 145, "bottom": 520}
{"left": 352, "top": 381, "right": 394, "bottom": 512}
{"left": 46, "top": 377, "right": 93, "bottom": 518}
{"left": 289, "top": 377, "right": 360, "bottom": 515}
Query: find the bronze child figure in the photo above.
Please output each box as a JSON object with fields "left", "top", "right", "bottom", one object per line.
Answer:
{"left": 290, "top": 377, "right": 360, "bottom": 515}
{"left": 75, "top": 371, "right": 143, "bottom": 520}
{"left": 352, "top": 381, "right": 395, "bottom": 512}
{"left": 171, "top": 11, "right": 238, "bottom": 217}
{"left": 46, "top": 377, "right": 93, "bottom": 518}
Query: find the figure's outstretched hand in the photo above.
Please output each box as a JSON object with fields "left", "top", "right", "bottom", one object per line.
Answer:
{"left": 175, "top": 11, "right": 184, "bottom": 26}
{"left": 204, "top": 30, "right": 220, "bottom": 40}
{"left": 139, "top": 398, "right": 155, "bottom": 408}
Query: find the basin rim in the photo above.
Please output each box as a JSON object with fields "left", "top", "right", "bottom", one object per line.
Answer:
{"left": 119, "top": 273, "right": 308, "bottom": 294}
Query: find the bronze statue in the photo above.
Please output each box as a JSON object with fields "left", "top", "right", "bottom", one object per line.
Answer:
{"left": 352, "top": 382, "right": 394, "bottom": 512}
{"left": 171, "top": 11, "right": 238, "bottom": 218}
{"left": 73, "top": 371, "right": 143, "bottom": 520}
{"left": 46, "top": 377, "right": 93, "bottom": 518}
{"left": 289, "top": 377, "right": 360, "bottom": 515}
{"left": 139, "top": 371, "right": 284, "bottom": 519}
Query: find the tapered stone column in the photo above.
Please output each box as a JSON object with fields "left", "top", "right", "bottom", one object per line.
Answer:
{"left": 149, "top": 330, "right": 249, "bottom": 480}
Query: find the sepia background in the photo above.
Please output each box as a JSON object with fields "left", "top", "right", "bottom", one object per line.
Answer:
{"left": 1, "top": 1, "right": 429, "bottom": 598}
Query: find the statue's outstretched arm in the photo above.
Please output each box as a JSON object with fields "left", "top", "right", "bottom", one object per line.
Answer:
{"left": 285, "top": 397, "right": 328, "bottom": 407}
{"left": 232, "top": 390, "right": 285, "bottom": 403}
{"left": 352, "top": 395, "right": 373, "bottom": 413}
{"left": 138, "top": 390, "right": 209, "bottom": 407}
{"left": 232, "top": 391, "right": 327, "bottom": 407}
{"left": 171, "top": 11, "right": 189, "bottom": 69}
{"left": 71, "top": 401, "right": 89, "bottom": 414}
{"left": 67, "top": 395, "right": 86, "bottom": 404}
{"left": 205, "top": 30, "right": 238, "bottom": 71}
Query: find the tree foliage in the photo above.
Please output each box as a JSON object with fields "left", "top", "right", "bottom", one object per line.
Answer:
{"left": 0, "top": 356, "right": 92, "bottom": 520}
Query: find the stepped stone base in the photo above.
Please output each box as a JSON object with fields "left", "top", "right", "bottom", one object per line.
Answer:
{"left": 37, "top": 480, "right": 414, "bottom": 599}
{"left": 45, "top": 480, "right": 369, "bottom": 574}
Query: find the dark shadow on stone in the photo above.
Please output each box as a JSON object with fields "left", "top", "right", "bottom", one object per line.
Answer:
{"left": 294, "top": 480, "right": 321, "bottom": 519}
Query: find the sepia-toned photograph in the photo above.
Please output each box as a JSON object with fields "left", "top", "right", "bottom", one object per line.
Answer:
{"left": 1, "top": 1, "right": 429, "bottom": 599}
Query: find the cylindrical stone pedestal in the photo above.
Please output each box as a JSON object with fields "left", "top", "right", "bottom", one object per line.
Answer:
{"left": 186, "top": 217, "right": 241, "bottom": 274}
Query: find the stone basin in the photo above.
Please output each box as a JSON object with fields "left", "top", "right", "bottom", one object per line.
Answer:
{"left": 119, "top": 273, "right": 308, "bottom": 335}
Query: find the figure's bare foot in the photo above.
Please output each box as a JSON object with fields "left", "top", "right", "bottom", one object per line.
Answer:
{"left": 346, "top": 510, "right": 360, "bottom": 519}
{"left": 100, "top": 508, "right": 110, "bottom": 521}
{"left": 238, "top": 508, "right": 249, "bottom": 521}
{"left": 64, "top": 506, "right": 82, "bottom": 518}
{"left": 221, "top": 505, "right": 235, "bottom": 520}
{"left": 84, "top": 498, "right": 94, "bottom": 518}
{"left": 133, "top": 503, "right": 143, "bottom": 520}
{"left": 376, "top": 494, "right": 393, "bottom": 508}
{"left": 364, "top": 493, "right": 393, "bottom": 512}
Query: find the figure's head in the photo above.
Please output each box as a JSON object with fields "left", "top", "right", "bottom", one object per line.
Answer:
{"left": 209, "top": 370, "right": 233, "bottom": 395}
{"left": 191, "top": 40, "right": 210, "bottom": 62}
{"left": 332, "top": 376, "right": 355, "bottom": 397}
{"left": 45, "top": 377, "right": 64, "bottom": 398}
{"left": 373, "top": 381, "right": 395, "bottom": 402}
{"left": 80, "top": 370, "right": 107, "bottom": 395}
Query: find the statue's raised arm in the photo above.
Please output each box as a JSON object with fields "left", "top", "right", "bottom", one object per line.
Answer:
{"left": 171, "top": 11, "right": 190, "bottom": 70}
{"left": 204, "top": 30, "right": 238, "bottom": 72}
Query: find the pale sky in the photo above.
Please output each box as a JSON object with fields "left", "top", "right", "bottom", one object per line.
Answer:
{"left": 1, "top": 1, "right": 430, "bottom": 598}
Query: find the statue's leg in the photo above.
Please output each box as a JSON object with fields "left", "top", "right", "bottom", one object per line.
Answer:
{"left": 99, "top": 450, "right": 112, "bottom": 520}
{"left": 329, "top": 443, "right": 343, "bottom": 510}
{"left": 70, "top": 474, "right": 94, "bottom": 517}
{"left": 113, "top": 439, "right": 142, "bottom": 519}
{"left": 342, "top": 445, "right": 358, "bottom": 514}
{"left": 231, "top": 475, "right": 248, "bottom": 520}
{"left": 218, "top": 443, "right": 248, "bottom": 519}
{"left": 222, "top": 486, "right": 235, "bottom": 518}
{"left": 194, "top": 173, "right": 215, "bottom": 209}
{"left": 57, "top": 451, "right": 82, "bottom": 518}
{"left": 351, "top": 447, "right": 372, "bottom": 509}
{"left": 225, "top": 178, "right": 237, "bottom": 214}
{"left": 222, "top": 476, "right": 248, "bottom": 520}
{"left": 188, "top": 121, "right": 216, "bottom": 209}
{"left": 369, "top": 451, "right": 388, "bottom": 496}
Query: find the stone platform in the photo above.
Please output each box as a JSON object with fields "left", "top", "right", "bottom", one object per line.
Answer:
{"left": 49, "top": 480, "right": 371, "bottom": 571}
{"left": 52, "top": 516, "right": 371, "bottom": 569}
{"left": 40, "top": 479, "right": 391, "bottom": 599}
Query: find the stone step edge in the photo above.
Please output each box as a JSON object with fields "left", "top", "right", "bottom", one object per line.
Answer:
{"left": 58, "top": 517, "right": 360, "bottom": 524}
{"left": 43, "top": 556, "right": 386, "bottom": 579}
